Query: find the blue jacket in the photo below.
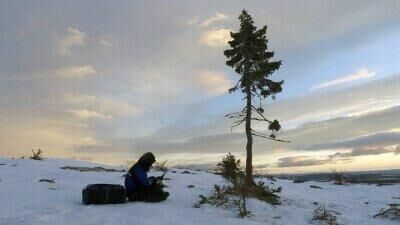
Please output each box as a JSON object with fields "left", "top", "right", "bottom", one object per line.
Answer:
{"left": 125, "top": 165, "right": 155, "bottom": 193}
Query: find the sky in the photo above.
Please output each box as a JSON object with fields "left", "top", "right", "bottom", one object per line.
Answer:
{"left": 1, "top": 0, "right": 400, "bottom": 173}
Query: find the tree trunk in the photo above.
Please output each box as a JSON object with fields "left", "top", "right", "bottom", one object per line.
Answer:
{"left": 245, "top": 86, "right": 253, "bottom": 185}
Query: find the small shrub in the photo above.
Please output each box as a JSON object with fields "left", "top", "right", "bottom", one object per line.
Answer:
{"left": 196, "top": 184, "right": 251, "bottom": 218}
{"left": 153, "top": 160, "right": 168, "bottom": 172}
{"left": 331, "top": 169, "right": 346, "bottom": 185}
{"left": 216, "top": 153, "right": 241, "bottom": 183}
{"left": 249, "top": 180, "right": 281, "bottom": 205}
{"left": 30, "top": 149, "right": 43, "bottom": 160}
{"left": 373, "top": 204, "right": 400, "bottom": 220}
{"left": 312, "top": 206, "right": 339, "bottom": 225}
{"left": 197, "top": 185, "right": 231, "bottom": 208}
{"left": 196, "top": 153, "right": 281, "bottom": 218}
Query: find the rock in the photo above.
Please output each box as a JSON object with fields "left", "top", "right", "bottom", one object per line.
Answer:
{"left": 293, "top": 179, "right": 305, "bottom": 183}
{"left": 181, "top": 170, "right": 195, "bottom": 175}
{"left": 310, "top": 185, "right": 322, "bottom": 189}
{"left": 187, "top": 185, "right": 195, "bottom": 188}
{"left": 39, "top": 179, "right": 55, "bottom": 183}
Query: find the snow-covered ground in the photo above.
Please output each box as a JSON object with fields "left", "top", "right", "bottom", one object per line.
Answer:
{"left": 0, "top": 157, "right": 399, "bottom": 225}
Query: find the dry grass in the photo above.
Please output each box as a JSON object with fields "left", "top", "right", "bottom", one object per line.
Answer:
{"left": 153, "top": 160, "right": 168, "bottom": 172}
{"left": 30, "top": 149, "right": 43, "bottom": 160}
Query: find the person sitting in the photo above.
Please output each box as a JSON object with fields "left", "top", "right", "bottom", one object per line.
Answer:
{"left": 124, "top": 152, "right": 169, "bottom": 202}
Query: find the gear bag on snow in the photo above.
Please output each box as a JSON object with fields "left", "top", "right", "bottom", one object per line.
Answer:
{"left": 82, "top": 184, "right": 126, "bottom": 205}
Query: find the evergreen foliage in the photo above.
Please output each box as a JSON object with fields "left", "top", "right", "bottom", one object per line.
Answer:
{"left": 224, "top": 9, "right": 287, "bottom": 184}
{"left": 312, "top": 206, "right": 340, "bottom": 225}
{"left": 217, "top": 153, "right": 241, "bottom": 183}
{"left": 196, "top": 153, "right": 281, "bottom": 218}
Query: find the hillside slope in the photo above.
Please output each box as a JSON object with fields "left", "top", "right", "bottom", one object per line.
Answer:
{"left": 0, "top": 158, "right": 398, "bottom": 225}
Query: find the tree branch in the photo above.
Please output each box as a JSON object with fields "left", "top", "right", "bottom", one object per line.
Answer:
{"left": 251, "top": 128, "right": 290, "bottom": 143}
{"left": 251, "top": 105, "right": 272, "bottom": 123}
{"left": 231, "top": 117, "right": 246, "bottom": 131}
{"left": 251, "top": 117, "right": 270, "bottom": 122}
{"left": 225, "top": 106, "right": 248, "bottom": 118}
{"left": 251, "top": 132, "right": 290, "bottom": 142}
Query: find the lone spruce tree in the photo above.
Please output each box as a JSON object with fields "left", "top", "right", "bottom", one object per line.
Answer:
{"left": 224, "top": 10, "right": 286, "bottom": 185}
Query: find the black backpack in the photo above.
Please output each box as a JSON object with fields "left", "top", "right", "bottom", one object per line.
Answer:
{"left": 82, "top": 184, "right": 126, "bottom": 205}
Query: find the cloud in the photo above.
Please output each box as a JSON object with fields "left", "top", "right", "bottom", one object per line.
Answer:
{"left": 175, "top": 162, "right": 217, "bottom": 171}
{"left": 253, "top": 163, "right": 270, "bottom": 169}
{"left": 55, "top": 65, "right": 96, "bottom": 79}
{"left": 127, "top": 73, "right": 400, "bottom": 161}
{"left": 2, "top": 1, "right": 400, "bottom": 168}
{"left": 311, "top": 69, "right": 376, "bottom": 90}
{"left": 98, "top": 37, "right": 114, "bottom": 46}
{"left": 0, "top": 115, "right": 94, "bottom": 158}
{"left": 265, "top": 74, "right": 400, "bottom": 127}
{"left": 68, "top": 109, "right": 111, "bottom": 120}
{"left": 275, "top": 150, "right": 367, "bottom": 168}
{"left": 199, "top": 13, "right": 229, "bottom": 28}
{"left": 133, "top": 73, "right": 400, "bottom": 135}
{"left": 350, "top": 147, "right": 393, "bottom": 156}
{"left": 72, "top": 144, "right": 113, "bottom": 153}
{"left": 57, "top": 27, "right": 86, "bottom": 55}
{"left": 132, "top": 105, "right": 400, "bottom": 158}
{"left": 395, "top": 146, "right": 400, "bottom": 155}
{"left": 305, "top": 132, "right": 400, "bottom": 151}
{"left": 188, "top": 16, "right": 199, "bottom": 26}
{"left": 276, "top": 156, "right": 331, "bottom": 168}
{"left": 194, "top": 70, "right": 231, "bottom": 96}
{"left": 199, "top": 28, "right": 231, "bottom": 47}
{"left": 132, "top": 133, "right": 245, "bottom": 154}
{"left": 65, "top": 94, "right": 140, "bottom": 118}
{"left": 329, "top": 147, "right": 395, "bottom": 159}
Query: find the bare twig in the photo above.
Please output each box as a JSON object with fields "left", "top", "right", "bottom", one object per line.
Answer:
{"left": 251, "top": 132, "right": 290, "bottom": 142}
{"left": 251, "top": 105, "right": 273, "bottom": 123}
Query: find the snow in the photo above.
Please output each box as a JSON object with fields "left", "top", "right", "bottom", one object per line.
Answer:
{"left": 0, "top": 157, "right": 399, "bottom": 225}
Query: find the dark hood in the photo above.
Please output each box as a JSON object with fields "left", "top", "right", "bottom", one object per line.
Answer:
{"left": 136, "top": 152, "right": 156, "bottom": 172}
